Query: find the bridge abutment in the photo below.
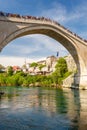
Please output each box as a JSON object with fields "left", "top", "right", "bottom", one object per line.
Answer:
{"left": 71, "top": 72, "right": 87, "bottom": 89}
{"left": 80, "top": 75, "right": 87, "bottom": 89}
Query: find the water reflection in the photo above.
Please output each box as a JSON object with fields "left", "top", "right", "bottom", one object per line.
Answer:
{"left": 0, "top": 87, "right": 87, "bottom": 130}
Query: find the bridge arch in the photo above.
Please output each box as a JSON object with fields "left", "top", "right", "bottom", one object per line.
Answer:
{"left": 1, "top": 24, "right": 80, "bottom": 67}
{"left": 0, "top": 15, "right": 87, "bottom": 88}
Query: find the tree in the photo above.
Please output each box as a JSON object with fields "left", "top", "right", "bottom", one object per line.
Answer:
{"left": 7, "top": 66, "right": 13, "bottom": 76}
{"left": 30, "top": 62, "right": 38, "bottom": 73}
{"left": 30, "top": 62, "right": 38, "bottom": 68}
{"left": 55, "top": 57, "right": 68, "bottom": 77}
{"left": 52, "top": 57, "right": 68, "bottom": 85}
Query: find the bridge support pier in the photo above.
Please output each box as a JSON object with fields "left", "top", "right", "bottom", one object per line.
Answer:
{"left": 73, "top": 73, "right": 87, "bottom": 90}
{"left": 79, "top": 75, "right": 87, "bottom": 89}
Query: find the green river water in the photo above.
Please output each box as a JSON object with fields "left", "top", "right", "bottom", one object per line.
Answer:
{"left": 0, "top": 86, "right": 87, "bottom": 130}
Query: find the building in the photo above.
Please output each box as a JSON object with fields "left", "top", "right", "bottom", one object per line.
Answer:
{"left": 28, "top": 55, "right": 57, "bottom": 75}
{"left": 22, "top": 55, "right": 76, "bottom": 75}
{"left": 12, "top": 66, "right": 21, "bottom": 73}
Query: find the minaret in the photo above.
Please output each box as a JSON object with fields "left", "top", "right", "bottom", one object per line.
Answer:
{"left": 24, "top": 58, "right": 26, "bottom": 67}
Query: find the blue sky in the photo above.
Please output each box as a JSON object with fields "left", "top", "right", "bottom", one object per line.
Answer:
{"left": 0, "top": 0, "right": 87, "bottom": 66}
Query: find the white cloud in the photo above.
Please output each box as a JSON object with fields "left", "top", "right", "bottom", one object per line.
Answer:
{"left": 41, "top": 3, "right": 67, "bottom": 23}
{"left": 0, "top": 56, "right": 25, "bottom": 67}
{"left": 41, "top": 1, "right": 87, "bottom": 25}
{"left": 24, "top": 34, "right": 67, "bottom": 52}
{"left": 8, "top": 41, "right": 41, "bottom": 55}
{"left": 0, "top": 55, "right": 46, "bottom": 67}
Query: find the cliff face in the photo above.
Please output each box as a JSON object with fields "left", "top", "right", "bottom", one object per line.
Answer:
{"left": 64, "top": 55, "right": 77, "bottom": 72}
{"left": 63, "top": 55, "right": 77, "bottom": 88}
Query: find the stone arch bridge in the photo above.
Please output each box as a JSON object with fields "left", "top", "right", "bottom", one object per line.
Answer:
{"left": 0, "top": 12, "right": 87, "bottom": 89}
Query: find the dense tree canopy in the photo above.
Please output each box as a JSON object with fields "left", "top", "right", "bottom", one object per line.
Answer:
{"left": 55, "top": 57, "right": 68, "bottom": 77}
{"left": 52, "top": 58, "right": 68, "bottom": 85}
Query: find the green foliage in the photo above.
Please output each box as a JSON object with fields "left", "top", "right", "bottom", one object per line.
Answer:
{"left": 0, "top": 57, "right": 71, "bottom": 88}
{"left": 40, "top": 75, "right": 53, "bottom": 87}
{"left": 52, "top": 57, "right": 68, "bottom": 85}
{"left": 7, "top": 66, "right": 13, "bottom": 76}
{"left": 63, "top": 71, "right": 72, "bottom": 79}
{"left": 38, "top": 64, "right": 46, "bottom": 71}
{"left": 0, "top": 73, "right": 6, "bottom": 86}
{"left": 22, "top": 79, "right": 29, "bottom": 87}
{"left": 30, "top": 62, "right": 38, "bottom": 68}
{"left": 55, "top": 58, "right": 68, "bottom": 77}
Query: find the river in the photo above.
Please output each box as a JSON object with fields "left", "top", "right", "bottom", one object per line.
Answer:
{"left": 0, "top": 87, "right": 87, "bottom": 130}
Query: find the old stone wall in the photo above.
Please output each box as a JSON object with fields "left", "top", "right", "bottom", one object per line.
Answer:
{"left": 64, "top": 55, "right": 77, "bottom": 72}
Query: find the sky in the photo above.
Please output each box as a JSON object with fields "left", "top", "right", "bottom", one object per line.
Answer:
{"left": 0, "top": 0, "right": 87, "bottom": 66}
